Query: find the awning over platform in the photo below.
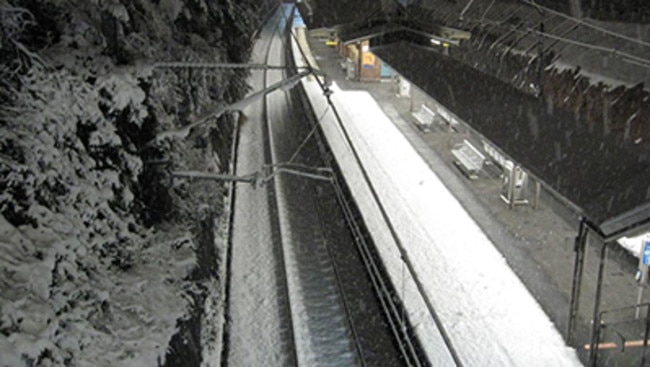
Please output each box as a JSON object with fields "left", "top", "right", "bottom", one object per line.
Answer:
{"left": 372, "top": 41, "right": 650, "bottom": 238}
{"left": 300, "top": 0, "right": 650, "bottom": 238}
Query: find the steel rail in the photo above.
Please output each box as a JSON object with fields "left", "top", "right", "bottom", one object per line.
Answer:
{"left": 285, "top": 10, "right": 430, "bottom": 366}
{"left": 221, "top": 3, "right": 285, "bottom": 366}
{"left": 261, "top": 7, "right": 299, "bottom": 366}
{"left": 287, "top": 13, "right": 463, "bottom": 366}
{"left": 277, "top": 6, "right": 376, "bottom": 365}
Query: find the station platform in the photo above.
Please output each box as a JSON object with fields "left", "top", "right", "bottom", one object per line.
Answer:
{"left": 305, "top": 31, "right": 650, "bottom": 366}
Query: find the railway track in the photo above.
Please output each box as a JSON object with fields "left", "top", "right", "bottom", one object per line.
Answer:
{"left": 265, "top": 6, "right": 362, "bottom": 365}
{"left": 225, "top": 4, "right": 432, "bottom": 366}
{"left": 284, "top": 11, "right": 430, "bottom": 367}
{"left": 259, "top": 6, "right": 299, "bottom": 367}
{"left": 223, "top": 5, "right": 297, "bottom": 365}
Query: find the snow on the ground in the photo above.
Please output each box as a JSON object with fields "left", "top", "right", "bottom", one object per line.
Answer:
{"left": 618, "top": 233, "right": 650, "bottom": 258}
{"left": 293, "top": 24, "right": 583, "bottom": 367}
{"left": 0, "top": 210, "right": 196, "bottom": 367}
{"left": 0, "top": 61, "right": 196, "bottom": 366}
{"left": 225, "top": 8, "right": 291, "bottom": 366}
{"left": 1, "top": 1, "right": 262, "bottom": 365}
{"left": 226, "top": 101, "right": 289, "bottom": 366}
{"left": 334, "top": 87, "right": 582, "bottom": 366}
{"left": 292, "top": 26, "right": 456, "bottom": 366}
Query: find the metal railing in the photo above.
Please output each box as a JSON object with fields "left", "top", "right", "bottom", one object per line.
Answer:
{"left": 589, "top": 302, "right": 650, "bottom": 367}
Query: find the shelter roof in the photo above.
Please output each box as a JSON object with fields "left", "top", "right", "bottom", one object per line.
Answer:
{"left": 301, "top": 0, "right": 650, "bottom": 237}
{"left": 372, "top": 41, "right": 650, "bottom": 237}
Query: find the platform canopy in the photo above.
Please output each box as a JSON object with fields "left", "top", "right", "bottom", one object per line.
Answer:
{"left": 373, "top": 41, "right": 650, "bottom": 239}
{"left": 298, "top": 3, "right": 650, "bottom": 239}
{"left": 297, "top": 0, "right": 387, "bottom": 30}
{"left": 299, "top": 0, "right": 465, "bottom": 46}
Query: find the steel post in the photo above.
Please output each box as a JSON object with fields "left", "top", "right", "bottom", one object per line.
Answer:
{"left": 568, "top": 219, "right": 588, "bottom": 343}
{"left": 642, "top": 305, "right": 650, "bottom": 367}
{"left": 508, "top": 165, "right": 517, "bottom": 209}
{"left": 589, "top": 241, "right": 609, "bottom": 366}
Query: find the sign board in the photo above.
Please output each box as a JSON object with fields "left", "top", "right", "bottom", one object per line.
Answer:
{"left": 643, "top": 241, "right": 650, "bottom": 265}
{"left": 362, "top": 53, "right": 375, "bottom": 69}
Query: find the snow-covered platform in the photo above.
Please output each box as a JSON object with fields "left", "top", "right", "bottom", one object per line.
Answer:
{"left": 292, "top": 23, "right": 583, "bottom": 367}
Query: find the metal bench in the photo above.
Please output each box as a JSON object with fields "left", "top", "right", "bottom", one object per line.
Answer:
{"left": 451, "top": 139, "right": 485, "bottom": 179}
{"left": 411, "top": 104, "right": 436, "bottom": 132}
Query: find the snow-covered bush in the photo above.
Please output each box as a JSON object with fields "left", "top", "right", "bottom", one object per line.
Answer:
{"left": 0, "top": 0, "right": 263, "bottom": 365}
{"left": 0, "top": 57, "right": 195, "bottom": 365}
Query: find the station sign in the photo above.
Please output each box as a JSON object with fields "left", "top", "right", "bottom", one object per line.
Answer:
{"left": 643, "top": 241, "right": 650, "bottom": 265}
{"left": 637, "top": 240, "right": 650, "bottom": 285}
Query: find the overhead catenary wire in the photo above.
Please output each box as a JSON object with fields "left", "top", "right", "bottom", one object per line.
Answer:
{"left": 287, "top": 104, "right": 330, "bottom": 164}
{"left": 397, "top": 0, "right": 650, "bottom": 74}
{"left": 527, "top": 27, "right": 650, "bottom": 68}
{"left": 523, "top": 0, "right": 650, "bottom": 49}
{"left": 273, "top": 6, "right": 372, "bottom": 365}
{"left": 462, "top": 17, "right": 650, "bottom": 70}
{"left": 310, "top": 62, "right": 464, "bottom": 367}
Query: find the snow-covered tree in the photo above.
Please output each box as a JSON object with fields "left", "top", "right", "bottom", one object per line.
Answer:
{"left": 0, "top": 0, "right": 264, "bottom": 365}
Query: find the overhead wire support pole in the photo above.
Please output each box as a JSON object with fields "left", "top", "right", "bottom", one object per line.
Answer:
{"left": 171, "top": 171, "right": 258, "bottom": 184}
{"left": 568, "top": 217, "right": 589, "bottom": 343}
{"left": 260, "top": 166, "right": 333, "bottom": 183}
{"left": 589, "top": 239, "right": 610, "bottom": 366}
{"left": 171, "top": 164, "right": 333, "bottom": 186}
{"left": 140, "top": 69, "right": 314, "bottom": 151}
{"left": 523, "top": 0, "right": 650, "bottom": 49}
{"left": 152, "top": 62, "right": 291, "bottom": 70}
{"left": 526, "top": 28, "right": 650, "bottom": 69}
